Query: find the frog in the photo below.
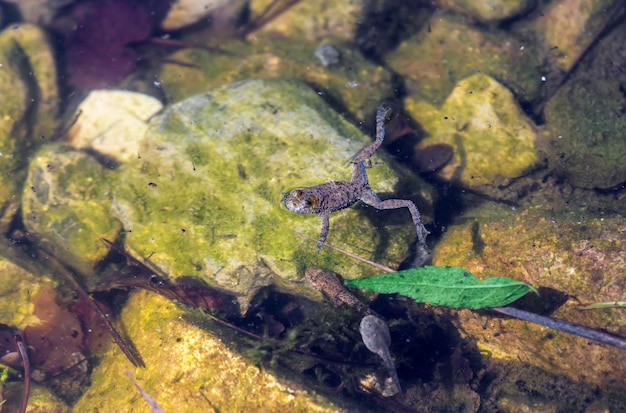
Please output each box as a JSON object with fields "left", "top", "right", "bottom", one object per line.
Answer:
{"left": 360, "top": 314, "right": 402, "bottom": 396}
{"left": 304, "top": 267, "right": 378, "bottom": 317}
{"left": 282, "top": 105, "right": 429, "bottom": 251}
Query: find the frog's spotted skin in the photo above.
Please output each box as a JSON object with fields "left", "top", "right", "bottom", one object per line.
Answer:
{"left": 283, "top": 105, "right": 429, "bottom": 251}
{"left": 304, "top": 267, "right": 377, "bottom": 317}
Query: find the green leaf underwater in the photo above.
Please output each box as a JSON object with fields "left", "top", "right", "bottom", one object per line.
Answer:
{"left": 345, "top": 266, "right": 534, "bottom": 310}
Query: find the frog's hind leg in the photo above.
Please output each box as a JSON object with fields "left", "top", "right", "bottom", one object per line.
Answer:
{"left": 316, "top": 212, "right": 330, "bottom": 252}
{"left": 360, "top": 190, "right": 429, "bottom": 246}
{"left": 353, "top": 105, "right": 391, "bottom": 164}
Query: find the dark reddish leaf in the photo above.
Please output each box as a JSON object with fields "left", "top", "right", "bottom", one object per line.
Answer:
{"left": 23, "top": 285, "right": 84, "bottom": 376}
{"left": 66, "top": 0, "right": 170, "bottom": 88}
{"left": 95, "top": 239, "right": 240, "bottom": 318}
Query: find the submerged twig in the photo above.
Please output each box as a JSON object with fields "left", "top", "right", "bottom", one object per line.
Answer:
{"left": 126, "top": 372, "right": 166, "bottom": 413}
{"left": 14, "top": 335, "right": 30, "bottom": 413}
{"left": 579, "top": 301, "right": 626, "bottom": 310}
{"left": 294, "top": 231, "right": 395, "bottom": 273}
{"left": 98, "top": 239, "right": 240, "bottom": 318}
{"left": 491, "top": 306, "right": 626, "bottom": 350}
{"left": 299, "top": 235, "right": 626, "bottom": 350}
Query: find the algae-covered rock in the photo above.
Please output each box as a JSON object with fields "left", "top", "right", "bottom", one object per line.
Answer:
{"left": 159, "top": 38, "right": 394, "bottom": 122}
{"left": 532, "top": 0, "right": 617, "bottom": 73}
{"left": 438, "top": 0, "right": 534, "bottom": 22}
{"left": 0, "top": 24, "right": 59, "bottom": 230}
{"left": 432, "top": 202, "right": 626, "bottom": 391}
{"left": 2, "top": 381, "right": 70, "bottom": 412}
{"left": 22, "top": 144, "right": 122, "bottom": 276}
{"left": 407, "top": 73, "right": 538, "bottom": 188}
{"left": 0, "top": 252, "right": 51, "bottom": 330}
{"left": 387, "top": 14, "right": 543, "bottom": 106}
{"left": 249, "top": 0, "right": 364, "bottom": 42}
{"left": 112, "top": 79, "right": 433, "bottom": 310}
{"left": 543, "top": 78, "right": 626, "bottom": 189}
{"left": 72, "top": 289, "right": 351, "bottom": 413}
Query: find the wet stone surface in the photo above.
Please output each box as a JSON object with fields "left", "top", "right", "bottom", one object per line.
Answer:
{"left": 110, "top": 78, "right": 433, "bottom": 311}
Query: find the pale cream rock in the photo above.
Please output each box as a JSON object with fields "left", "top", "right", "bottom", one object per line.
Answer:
{"left": 160, "top": 0, "right": 247, "bottom": 30}
{"left": 67, "top": 90, "right": 163, "bottom": 163}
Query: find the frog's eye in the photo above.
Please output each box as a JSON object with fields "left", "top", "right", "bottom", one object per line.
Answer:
{"left": 292, "top": 189, "right": 303, "bottom": 197}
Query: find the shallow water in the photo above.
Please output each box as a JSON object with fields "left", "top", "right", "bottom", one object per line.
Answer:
{"left": 1, "top": 1, "right": 625, "bottom": 412}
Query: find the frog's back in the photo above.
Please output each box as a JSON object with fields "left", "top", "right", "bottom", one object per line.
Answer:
{"left": 315, "top": 180, "right": 365, "bottom": 213}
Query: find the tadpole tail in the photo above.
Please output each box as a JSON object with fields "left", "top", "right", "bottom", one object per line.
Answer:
{"left": 380, "top": 351, "right": 402, "bottom": 395}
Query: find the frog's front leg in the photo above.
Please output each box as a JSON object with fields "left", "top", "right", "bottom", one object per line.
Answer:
{"left": 316, "top": 212, "right": 330, "bottom": 252}
{"left": 360, "top": 190, "right": 429, "bottom": 246}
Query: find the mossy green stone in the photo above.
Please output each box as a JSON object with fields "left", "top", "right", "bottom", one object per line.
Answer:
{"left": 0, "top": 254, "right": 51, "bottom": 330}
{"left": 159, "top": 38, "right": 394, "bottom": 122}
{"left": 437, "top": 0, "right": 533, "bottom": 22}
{"left": 544, "top": 78, "right": 626, "bottom": 189}
{"left": 113, "top": 79, "right": 432, "bottom": 308}
{"left": 22, "top": 144, "right": 122, "bottom": 276}
{"left": 407, "top": 73, "right": 538, "bottom": 188}
{"left": 0, "top": 24, "right": 59, "bottom": 230}
{"left": 388, "top": 14, "right": 542, "bottom": 106}
{"left": 73, "top": 290, "right": 346, "bottom": 412}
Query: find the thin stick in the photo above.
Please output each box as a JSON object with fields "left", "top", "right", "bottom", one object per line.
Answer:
{"left": 48, "top": 258, "right": 145, "bottom": 367}
{"left": 125, "top": 372, "right": 166, "bottom": 413}
{"left": 578, "top": 301, "right": 626, "bottom": 310}
{"left": 294, "top": 230, "right": 395, "bottom": 273}
{"left": 14, "top": 335, "right": 30, "bottom": 413}
{"left": 492, "top": 306, "right": 626, "bottom": 350}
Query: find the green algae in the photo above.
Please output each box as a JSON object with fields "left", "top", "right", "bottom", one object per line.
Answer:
{"left": 0, "top": 254, "right": 52, "bottom": 330}
{"left": 159, "top": 38, "right": 394, "bottom": 122}
{"left": 2, "top": 382, "right": 70, "bottom": 412}
{"left": 249, "top": 0, "right": 362, "bottom": 42}
{"left": 0, "top": 24, "right": 59, "bottom": 231}
{"left": 73, "top": 289, "right": 347, "bottom": 413}
{"left": 406, "top": 73, "right": 538, "bottom": 188}
{"left": 22, "top": 144, "right": 122, "bottom": 276}
{"left": 387, "top": 14, "right": 543, "bottom": 106}
{"left": 438, "top": 0, "right": 533, "bottom": 22}
{"left": 543, "top": 78, "right": 626, "bottom": 189}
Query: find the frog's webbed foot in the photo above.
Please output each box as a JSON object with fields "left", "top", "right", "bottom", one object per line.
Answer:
{"left": 316, "top": 213, "right": 330, "bottom": 252}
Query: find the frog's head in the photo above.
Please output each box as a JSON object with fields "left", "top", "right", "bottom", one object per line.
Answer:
{"left": 282, "top": 187, "right": 321, "bottom": 214}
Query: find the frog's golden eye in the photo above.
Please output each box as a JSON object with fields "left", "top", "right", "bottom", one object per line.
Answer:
{"left": 293, "top": 189, "right": 303, "bottom": 197}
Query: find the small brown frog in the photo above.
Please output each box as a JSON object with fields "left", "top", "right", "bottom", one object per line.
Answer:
{"left": 305, "top": 267, "right": 378, "bottom": 317}
{"left": 283, "top": 105, "right": 428, "bottom": 251}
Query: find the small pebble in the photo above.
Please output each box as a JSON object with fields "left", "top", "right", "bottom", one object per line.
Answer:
{"left": 314, "top": 44, "right": 341, "bottom": 67}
